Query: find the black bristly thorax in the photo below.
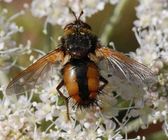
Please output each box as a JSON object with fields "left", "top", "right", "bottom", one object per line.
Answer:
{"left": 63, "top": 33, "right": 97, "bottom": 58}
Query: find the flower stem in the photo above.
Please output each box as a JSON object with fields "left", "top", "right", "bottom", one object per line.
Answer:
{"left": 0, "top": 70, "right": 8, "bottom": 87}
{"left": 100, "top": 0, "right": 131, "bottom": 45}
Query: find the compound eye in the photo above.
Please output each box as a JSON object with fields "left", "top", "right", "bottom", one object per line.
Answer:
{"left": 83, "top": 23, "right": 91, "bottom": 30}
{"left": 64, "top": 23, "right": 74, "bottom": 30}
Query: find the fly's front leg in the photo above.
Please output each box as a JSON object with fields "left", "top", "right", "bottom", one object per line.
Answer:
{"left": 56, "top": 80, "right": 70, "bottom": 120}
{"left": 99, "top": 76, "right": 108, "bottom": 91}
{"left": 97, "top": 76, "right": 108, "bottom": 110}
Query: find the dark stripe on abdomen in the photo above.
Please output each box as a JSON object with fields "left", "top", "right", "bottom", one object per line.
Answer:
{"left": 70, "top": 59, "right": 89, "bottom": 100}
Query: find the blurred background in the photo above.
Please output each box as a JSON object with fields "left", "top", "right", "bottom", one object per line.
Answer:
{"left": 0, "top": 0, "right": 139, "bottom": 52}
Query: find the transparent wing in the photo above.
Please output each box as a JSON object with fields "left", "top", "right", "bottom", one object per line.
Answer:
{"left": 6, "top": 48, "right": 64, "bottom": 95}
{"left": 95, "top": 47, "right": 155, "bottom": 85}
{"left": 94, "top": 47, "right": 156, "bottom": 100}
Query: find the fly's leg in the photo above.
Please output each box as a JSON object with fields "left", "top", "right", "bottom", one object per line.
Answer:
{"left": 97, "top": 76, "right": 108, "bottom": 110}
{"left": 56, "top": 80, "right": 70, "bottom": 120}
{"left": 99, "top": 76, "right": 108, "bottom": 91}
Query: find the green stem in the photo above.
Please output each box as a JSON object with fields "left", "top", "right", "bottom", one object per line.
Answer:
{"left": 100, "top": 0, "right": 131, "bottom": 45}
{"left": 44, "top": 23, "right": 53, "bottom": 52}
{"left": 0, "top": 70, "right": 8, "bottom": 87}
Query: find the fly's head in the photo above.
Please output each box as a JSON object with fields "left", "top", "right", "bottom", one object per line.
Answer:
{"left": 61, "top": 11, "right": 98, "bottom": 59}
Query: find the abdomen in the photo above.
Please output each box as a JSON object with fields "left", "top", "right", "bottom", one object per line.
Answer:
{"left": 63, "top": 59, "right": 99, "bottom": 107}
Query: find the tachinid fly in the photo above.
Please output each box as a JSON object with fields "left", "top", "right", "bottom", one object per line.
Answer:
{"left": 6, "top": 11, "right": 154, "bottom": 120}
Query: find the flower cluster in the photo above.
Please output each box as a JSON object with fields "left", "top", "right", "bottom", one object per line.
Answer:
{"left": 0, "top": 85, "right": 143, "bottom": 140}
{"left": 0, "top": 96, "right": 35, "bottom": 140}
{"left": 31, "top": 0, "right": 119, "bottom": 30}
{"left": 0, "top": 9, "right": 31, "bottom": 71}
{"left": 0, "top": 8, "right": 32, "bottom": 99}
{"left": 131, "top": 0, "right": 168, "bottom": 134}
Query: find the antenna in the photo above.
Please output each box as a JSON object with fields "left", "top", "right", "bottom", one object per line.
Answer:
{"left": 78, "top": 11, "right": 83, "bottom": 20}
{"left": 69, "top": 8, "right": 77, "bottom": 21}
{"left": 69, "top": 8, "right": 83, "bottom": 21}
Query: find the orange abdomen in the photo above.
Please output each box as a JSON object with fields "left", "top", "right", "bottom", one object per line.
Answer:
{"left": 63, "top": 59, "right": 99, "bottom": 106}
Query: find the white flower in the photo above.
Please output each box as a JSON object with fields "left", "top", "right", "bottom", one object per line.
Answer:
{"left": 131, "top": 0, "right": 168, "bottom": 136}
{"left": 0, "top": 96, "right": 36, "bottom": 140}
{"left": 31, "top": 0, "right": 119, "bottom": 27}
{"left": 0, "top": 98, "right": 11, "bottom": 121}
{"left": 31, "top": 0, "right": 51, "bottom": 17}
{"left": 0, "top": 9, "right": 31, "bottom": 71}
